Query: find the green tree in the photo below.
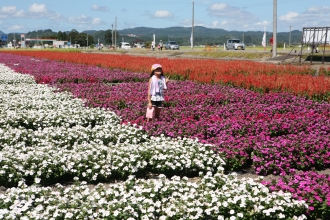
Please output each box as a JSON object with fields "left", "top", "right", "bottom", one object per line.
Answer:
{"left": 104, "top": 29, "right": 119, "bottom": 45}
{"left": 74, "top": 33, "right": 94, "bottom": 47}
{"left": 62, "top": 32, "right": 68, "bottom": 41}
{"left": 104, "top": 29, "right": 112, "bottom": 44}
{"left": 68, "top": 29, "right": 79, "bottom": 43}
{"left": 57, "top": 31, "right": 64, "bottom": 41}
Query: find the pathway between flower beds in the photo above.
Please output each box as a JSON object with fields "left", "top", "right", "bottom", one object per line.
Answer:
{"left": 0, "top": 53, "right": 330, "bottom": 219}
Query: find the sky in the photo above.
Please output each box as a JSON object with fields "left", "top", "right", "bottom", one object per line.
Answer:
{"left": 0, "top": 0, "right": 329, "bottom": 33}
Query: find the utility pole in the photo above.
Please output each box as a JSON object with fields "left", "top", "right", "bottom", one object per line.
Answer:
{"left": 112, "top": 24, "right": 114, "bottom": 47}
{"left": 243, "top": 33, "right": 244, "bottom": 43}
{"left": 289, "top": 25, "right": 292, "bottom": 48}
{"left": 115, "top": 16, "right": 117, "bottom": 50}
{"left": 86, "top": 34, "right": 88, "bottom": 49}
{"left": 13, "top": 33, "right": 16, "bottom": 48}
{"left": 191, "top": 1, "right": 194, "bottom": 49}
{"left": 272, "top": 0, "right": 277, "bottom": 58}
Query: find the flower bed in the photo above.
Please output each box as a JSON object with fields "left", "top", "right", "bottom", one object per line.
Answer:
{"left": 0, "top": 64, "right": 225, "bottom": 188}
{"left": 2, "top": 51, "right": 330, "bottom": 101}
{"left": 0, "top": 173, "right": 308, "bottom": 219}
{"left": 1, "top": 54, "right": 330, "bottom": 219}
{"left": 0, "top": 63, "right": 310, "bottom": 219}
{"left": 263, "top": 172, "right": 330, "bottom": 219}
{"left": 1, "top": 54, "right": 328, "bottom": 176}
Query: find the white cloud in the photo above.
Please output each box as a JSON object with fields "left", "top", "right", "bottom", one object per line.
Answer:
{"left": 0, "top": 6, "right": 17, "bottom": 14}
{"left": 92, "top": 18, "right": 102, "bottom": 25}
{"left": 221, "top": 20, "right": 228, "bottom": 25}
{"left": 254, "top": 20, "right": 270, "bottom": 28}
{"left": 15, "top": 10, "right": 24, "bottom": 17}
{"left": 0, "top": 6, "right": 18, "bottom": 18}
{"left": 68, "top": 15, "right": 104, "bottom": 25}
{"left": 8, "top": 25, "right": 23, "bottom": 31}
{"left": 91, "top": 4, "right": 109, "bottom": 12}
{"left": 28, "top": 3, "right": 47, "bottom": 14}
{"left": 208, "top": 3, "right": 256, "bottom": 20}
{"left": 279, "top": 12, "right": 299, "bottom": 21}
{"left": 205, "top": 4, "right": 330, "bottom": 31}
{"left": 49, "top": 12, "right": 61, "bottom": 20}
{"left": 276, "top": 5, "right": 330, "bottom": 31}
{"left": 211, "top": 20, "right": 227, "bottom": 27}
{"left": 154, "top": 10, "right": 173, "bottom": 18}
{"left": 209, "top": 3, "right": 227, "bottom": 11}
{"left": 306, "top": 6, "right": 330, "bottom": 13}
{"left": 69, "top": 15, "right": 89, "bottom": 24}
{"left": 207, "top": 3, "right": 259, "bottom": 31}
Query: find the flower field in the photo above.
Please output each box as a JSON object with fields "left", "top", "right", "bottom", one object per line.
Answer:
{"left": 2, "top": 50, "right": 330, "bottom": 101}
{"left": 0, "top": 52, "right": 329, "bottom": 219}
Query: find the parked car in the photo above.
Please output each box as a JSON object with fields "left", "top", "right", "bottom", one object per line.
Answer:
{"left": 134, "top": 42, "right": 145, "bottom": 48}
{"left": 226, "top": 39, "right": 245, "bottom": 50}
{"left": 165, "top": 41, "right": 180, "bottom": 50}
{"left": 121, "top": 42, "right": 131, "bottom": 49}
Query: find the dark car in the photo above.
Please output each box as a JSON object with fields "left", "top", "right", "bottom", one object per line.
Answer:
{"left": 134, "top": 42, "right": 145, "bottom": 48}
{"left": 165, "top": 41, "right": 179, "bottom": 50}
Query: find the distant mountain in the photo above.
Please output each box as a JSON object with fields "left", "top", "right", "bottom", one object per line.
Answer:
{"left": 82, "top": 30, "right": 98, "bottom": 35}
{"left": 0, "top": 30, "right": 5, "bottom": 35}
{"left": 119, "top": 26, "right": 229, "bottom": 37}
{"left": 118, "top": 26, "right": 303, "bottom": 46}
{"left": 0, "top": 26, "right": 303, "bottom": 46}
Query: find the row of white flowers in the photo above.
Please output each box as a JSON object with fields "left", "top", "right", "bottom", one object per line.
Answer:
{"left": 0, "top": 173, "right": 308, "bottom": 219}
{"left": 0, "top": 64, "right": 308, "bottom": 219}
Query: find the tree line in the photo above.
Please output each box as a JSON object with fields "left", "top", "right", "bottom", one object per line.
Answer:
{"left": 2, "top": 27, "right": 303, "bottom": 48}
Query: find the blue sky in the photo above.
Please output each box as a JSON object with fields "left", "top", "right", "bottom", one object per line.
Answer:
{"left": 0, "top": 0, "right": 329, "bottom": 33}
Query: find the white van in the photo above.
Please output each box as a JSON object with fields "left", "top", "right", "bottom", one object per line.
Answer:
{"left": 226, "top": 39, "right": 245, "bottom": 50}
{"left": 121, "top": 42, "right": 131, "bottom": 49}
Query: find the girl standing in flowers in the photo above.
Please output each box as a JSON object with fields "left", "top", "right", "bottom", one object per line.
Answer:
{"left": 147, "top": 64, "right": 170, "bottom": 120}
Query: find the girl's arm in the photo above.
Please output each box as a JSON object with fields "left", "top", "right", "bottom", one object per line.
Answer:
{"left": 165, "top": 75, "right": 170, "bottom": 84}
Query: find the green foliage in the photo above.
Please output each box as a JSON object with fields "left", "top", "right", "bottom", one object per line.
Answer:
{"left": 4, "top": 27, "right": 303, "bottom": 48}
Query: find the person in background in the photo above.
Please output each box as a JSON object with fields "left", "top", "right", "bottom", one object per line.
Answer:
{"left": 147, "top": 64, "right": 170, "bottom": 120}
{"left": 159, "top": 40, "right": 163, "bottom": 51}
{"left": 270, "top": 37, "right": 273, "bottom": 53}
{"left": 151, "top": 41, "right": 155, "bottom": 51}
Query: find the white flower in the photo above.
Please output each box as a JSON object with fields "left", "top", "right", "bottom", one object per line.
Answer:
{"left": 34, "top": 178, "right": 41, "bottom": 184}
{"left": 64, "top": 212, "right": 74, "bottom": 218}
{"left": 278, "top": 213, "right": 285, "bottom": 219}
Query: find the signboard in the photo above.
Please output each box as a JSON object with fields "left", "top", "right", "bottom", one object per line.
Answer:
{"left": 20, "top": 34, "right": 26, "bottom": 48}
{"left": 302, "top": 27, "right": 330, "bottom": 45}
{"left": 1, "top": 35, "right": 8, "bottom": 41}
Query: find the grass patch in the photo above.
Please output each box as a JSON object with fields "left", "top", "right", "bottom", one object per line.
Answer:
{"left": 185, "top": 51, "right": 272, "bottom": 59}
